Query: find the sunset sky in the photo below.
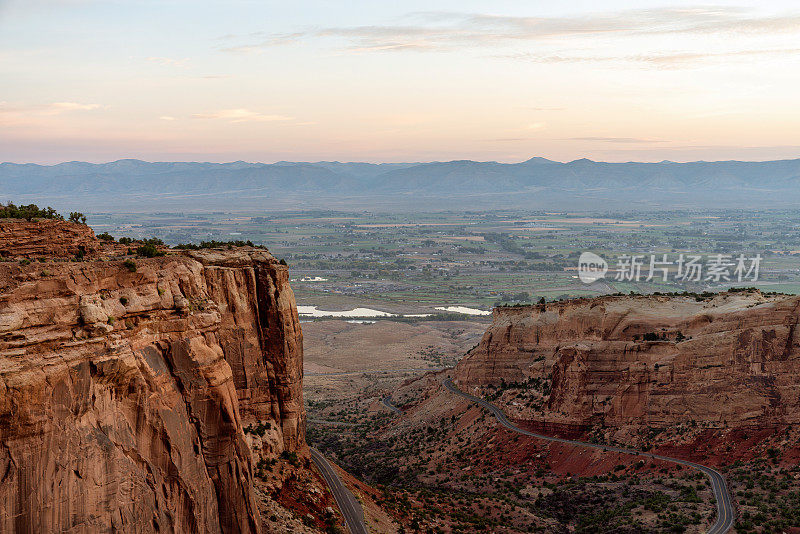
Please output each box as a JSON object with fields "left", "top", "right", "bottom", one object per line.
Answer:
{"left": 2, "top": 0, "right": 799, "bottom": 164}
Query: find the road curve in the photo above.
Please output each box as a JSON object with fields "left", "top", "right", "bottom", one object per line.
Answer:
{"left": 442, "top": 378, "right": 734, "bottom": 534}
{"left": 380, "top": 395, "right": 402, "bottom": 414}
{"left": 309, "top": 447, "right": 369, "bottom": 534}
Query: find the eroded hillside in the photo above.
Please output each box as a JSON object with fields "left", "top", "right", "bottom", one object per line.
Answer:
{"left": 457, "top": 293, "right": 800, "bottom": 434}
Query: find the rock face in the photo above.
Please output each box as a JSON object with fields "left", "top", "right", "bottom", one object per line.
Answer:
{"left": 0, "top": 241, "right": 304, "bottom": 533}
{"left": 0, "top": 219, "right": 100, "bottom": 258}
{"left": 456, "top": 293, "right": 800, "bottom": 430}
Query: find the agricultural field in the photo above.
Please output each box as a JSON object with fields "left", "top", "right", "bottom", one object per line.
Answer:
{"left": 89, "top": 209, "right": 800, "bottom": 314}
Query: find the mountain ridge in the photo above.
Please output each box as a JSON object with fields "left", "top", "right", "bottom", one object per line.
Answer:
{"left": 3, "top": 157, "right": 800, "bottom": 211}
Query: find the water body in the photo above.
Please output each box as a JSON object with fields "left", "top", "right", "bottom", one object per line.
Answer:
{"left": 298, "top": 305, "right": 490, "bottom": 318}
{"left": 434, "top": 306, "right": 492, "bottom": 316}
{"left": 297, "top": 306, "right": 395, "bottom": 317}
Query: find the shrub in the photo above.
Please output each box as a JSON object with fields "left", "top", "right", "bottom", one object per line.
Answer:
{"left": 97, "top": 232, "right": 115, "bottom": 242}
{"left": 136, "top": 243, "right": 164, "bottom": 258}
{"left": 173, "top": 240, "right": 259, "bottom": 250}
{"left": 244, "top": 421, "right": 272, "bottom": 437}
{"left": 122, "top": 259, "right": 137, "bottom": 272}
{"left": 280, "top": 450, "right": 299, "bottom": 466}
{"left": 118, "top": 237, "right": 134, "bottom": 245}
{"left": 0, "top": 202, "right": 62, "bottom": 221}
{"left": 68, "top": 212, "right": 86, "bottom": 224}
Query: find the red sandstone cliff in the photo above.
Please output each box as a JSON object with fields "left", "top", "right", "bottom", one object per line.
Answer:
{"left": 455, "top": 293, "right": 800, "bottom": 430}
{"left": 0, "top": 222, "right": 304, "bottom": 533}
{"left": 0, "top": 218, "right": 100, "bottom": 258}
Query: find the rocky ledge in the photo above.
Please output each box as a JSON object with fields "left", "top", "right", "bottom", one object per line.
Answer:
{"left": 0, "top": 218, "right": 100, "bottom": 258}
{"left": 456, "top": 292, "right": 800, "bottom": 430}
{"left": 0, "top": 221, "right": 303, "bottom": 533}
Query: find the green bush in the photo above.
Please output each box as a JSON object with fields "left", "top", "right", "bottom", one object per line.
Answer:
{"left": 68, "top": 212, "right": 86, "bottom": 224}
{"left": 244, "top": 421, "right": 272, "bottom": 437}
{"left": 174, "top": 239, "right": 259, "bottom": 250}
{"left": 280, "top": 450, "right": 299, "bottom": 466}
{"left": 136, "top": 243, "right": 164, "bottom": 258}
{"left": 122, "top": 259, "right": 137, "bottom": 272}
{"left": 0, "top": 202, "right": 62, "bottom": 221}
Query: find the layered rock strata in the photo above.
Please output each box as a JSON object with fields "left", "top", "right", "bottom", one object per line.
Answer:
{"left": 0, "top": 219, "right": 100, "bottom": 258}
{"left": 456, "top": 293, "right": 800, "bottom": 429}
{"left": 0, "top": 230, "right": 304, "bottom": 533}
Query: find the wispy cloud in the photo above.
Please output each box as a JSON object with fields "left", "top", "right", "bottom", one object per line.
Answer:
{"left": 309, "top": 8, "right": 800, "bottom": 53}
{"left": 567, "top": 137, "right": 665, "bottom": 144}
{"left": 45, "top": 102, "right": 101, "bottom": 114}
{"left": 219, "top": 32, "right": 305, "bottom": 54}
{"left": 192, "top": 109, "right": 294, "bottom": 123}
{"left": 146, "top": 56, "right": 189, "bottom": 68}
{"left": 506, "top": 47, "right": 800, "bottom": 68}
{"left": 0, "top": 101, "right": 102, "bottom": 116}
{"left": 221, "top": 7, "right": 800, "bottom": 62}
{"left": 525, "top": 122, "right": 546, "bottom": 130}
{"left": 519, "top": 106, "right": 565, "bottom": 111}
{"left": 0, "top": 101, "right": 103, "bottom": 126}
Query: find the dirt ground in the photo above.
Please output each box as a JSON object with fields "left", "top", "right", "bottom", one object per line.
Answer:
{"left": 301, "top": 319, "right": 487, "bottom": 403}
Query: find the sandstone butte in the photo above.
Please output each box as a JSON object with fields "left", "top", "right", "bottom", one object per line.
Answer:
{"left": 455, "top": 293, "right": 800, "bottom": 434}
{"left": 0, "top": 219, "right": 304, "bottom": 533}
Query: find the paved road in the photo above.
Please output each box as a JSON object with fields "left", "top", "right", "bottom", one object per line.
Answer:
{"left": 380, "top": 395, "right": 402, "bottom": 414}
{"left": 309, "top": 447, "right": 369, "bottom": 534}
{"left": 442, "top": 378, "right": 734, "bottom": 534}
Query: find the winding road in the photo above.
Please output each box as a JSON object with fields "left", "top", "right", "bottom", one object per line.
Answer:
{"left": 380, "top": 396, "right": 402, "bottom": 414}
{"left": 309, "top": 447, "right": 369, "bottom": 534}
{"left": 442, "top": 378, "right": 735, "bottom": 534}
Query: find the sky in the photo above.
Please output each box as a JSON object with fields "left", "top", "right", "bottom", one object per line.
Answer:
{"left": 1, "top": 0, "right": 800, "bottom": 164}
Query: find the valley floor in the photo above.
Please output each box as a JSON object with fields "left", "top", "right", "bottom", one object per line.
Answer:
{"left": 303, "top": 323, "right": 800, "bottom": 533}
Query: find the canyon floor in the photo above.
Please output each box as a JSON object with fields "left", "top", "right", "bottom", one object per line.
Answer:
{"left": 302, "top": 319, "right": 488, "bottom": 404}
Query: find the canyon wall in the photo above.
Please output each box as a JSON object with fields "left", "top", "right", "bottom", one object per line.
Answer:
{"left": 0, "top": 222, "right": 304, "bottom": 533}
{"left": 455, "top": 292, "right": 800, "bottom": 429}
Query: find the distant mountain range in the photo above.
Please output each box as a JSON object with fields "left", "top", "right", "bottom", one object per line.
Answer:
{"left": 2, "top": 157, "right": 799, "bottom": 211}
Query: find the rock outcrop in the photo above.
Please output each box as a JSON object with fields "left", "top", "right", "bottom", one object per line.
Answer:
{"left": 0, "top": 219, "right": 100, "bottom": 258}
{"left": 455, "top": 292, "right": 800, "bottom": 430}
{"left": 0, "top": 228, "right": 304, "bottom": 533}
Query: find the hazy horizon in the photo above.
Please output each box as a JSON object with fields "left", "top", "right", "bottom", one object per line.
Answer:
{"left": 3, "top": 154, "right": 800, "bottom": 166}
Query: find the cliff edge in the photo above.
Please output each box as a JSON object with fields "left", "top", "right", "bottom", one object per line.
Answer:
{"left": 455, "top": 292, "right": 800, "bottom": 431}
{"left": 0, "top": 220, "right": 304, "bottom": 533}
